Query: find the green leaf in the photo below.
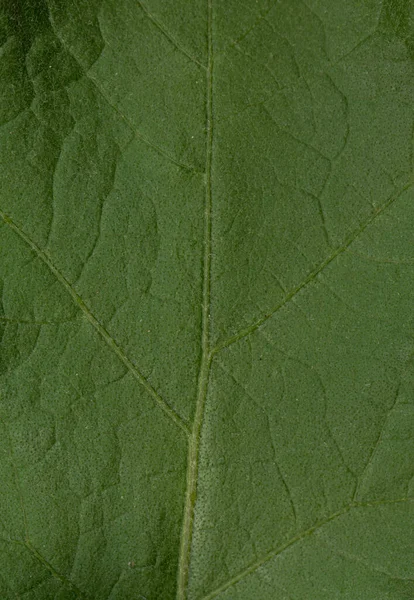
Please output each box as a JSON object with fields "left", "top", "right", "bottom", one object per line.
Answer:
{"left": 0, "top": 0, "right": 413, "bottom": 598}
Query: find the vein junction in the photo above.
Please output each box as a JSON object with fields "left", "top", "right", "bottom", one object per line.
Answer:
{"left": 2, "top": 4, "right": 414, "bottom": 598}
{"left": 176, "top": 0, "right": 214, "bottom": 597}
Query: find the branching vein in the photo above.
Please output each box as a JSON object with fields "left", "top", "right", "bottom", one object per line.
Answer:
{"left": 176, "top": 0, "right": 214, "bottom": 596}
{"left": 136, "top": 0, "right": 207, "bottom": 69}
{"left": 45, "top": 8, "right": 203, "bottom": 174}
{"left": 23, "top": 540, "right": 89, "bottom": 599}
{"left": 200, "top": 497, "right": 414, "bottom": 599}
{"left": 0, "top": 211, "right": 190, "bottom": 436}
{"left": 212, "top": 180, "right": 414, "bottom": 357}
{"left": 353, "top": 381, "right": 401, "bottom": 501}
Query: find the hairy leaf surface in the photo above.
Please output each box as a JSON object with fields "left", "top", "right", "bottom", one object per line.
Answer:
{"left": 0, "top": 1, "right": 413, "bottom": 599}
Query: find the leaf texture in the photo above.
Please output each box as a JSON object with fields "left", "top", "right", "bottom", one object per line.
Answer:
{"left": 0, "top": 0, "right": 413, "bottom": 599}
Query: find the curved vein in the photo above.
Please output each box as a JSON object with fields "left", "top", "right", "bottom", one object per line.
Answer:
{"left": 136, "top": 0, "right": 207, "bottom": 69}
{"left": 201, "top": 497, "right": 414, "bottom": 600}
{"left": 88, "top": 76, "right": 202, "bottom": 173}
{"left": 45, "top": 8, "right": 202, "bottom": 174}
{"left": 86, "top": 74, "right": 201, "bottom": 174}
{"left": 230, "top": 0, "right": 279, "bottom": 47}
{"left": 0, "top": 210, "right": 190, "bottom": 436}
{"left": 353, "top": 380, "right": 402, "bottom": 501}
{"left": 213, "top": 180, "right": 414, "bottom": 357}
{"left": 24, "top": 540, "right": 89, "bottom": 599}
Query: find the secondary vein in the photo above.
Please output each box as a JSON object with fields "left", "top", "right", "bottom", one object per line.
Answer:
{"left": 137, "top": 0, "right": 207, "bottom": 69}
{"left": 212, "top": 180, "right": 414, "bottom": 357}
{"left": 200, "top": 497, "right": 414, "bottom": 600}
{"left": 0, "top": 211, "right": 190, "bottom": 436}
{"left": 176, "top": 0, "right": 214, "bottom": 596}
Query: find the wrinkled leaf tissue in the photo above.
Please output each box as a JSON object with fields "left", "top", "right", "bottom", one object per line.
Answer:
{"left": 0, "top": 0, "right": 413, "bottom": 599}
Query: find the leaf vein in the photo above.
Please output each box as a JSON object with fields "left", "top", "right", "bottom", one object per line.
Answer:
{"left": 45, "top": 7, "right": 202, "bottom": 174}
{"left": 176, "top": 0, "right": 214, "bottom": 596}
{"left": 200, "top": 497, "right": 414, "bottom": 599}
{"left": 0, "top": 211, "right": 190, "bottom": 436}
{"left": 136, "top": 0, "right": 207, "bottom": 69}
{"left": 23, "top": 540, "right": 88, "bottom": 599}
{"left": 212, "top": 180, "right": 414, "bottom": 356}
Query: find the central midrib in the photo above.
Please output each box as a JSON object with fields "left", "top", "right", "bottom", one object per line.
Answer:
{"left": 176, "top": 0, "right": 214, "bottom": 598}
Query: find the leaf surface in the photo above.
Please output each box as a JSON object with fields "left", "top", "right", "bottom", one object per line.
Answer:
{"left": 0, "top": 1, "right": 413, "bottom": 599}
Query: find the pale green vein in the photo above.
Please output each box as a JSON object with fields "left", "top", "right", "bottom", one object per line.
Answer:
{"left": 136, "top": 0, "right": 207, "bottom": 69}
{"left": 353, "top": 380, "right": 402, "bottom": 502}
{"left": 212, "top": 180, "right": 414, "bottom": 357}
{"left": 45, "top": 8, "right": 202, "bottom": 175}
{"left": 87, "top": 74, "right": 202, "bottom": 174}
{"left": 0, "top": 211, "right": 190, "bottom": 437}
{"left": 201, "top": 497, "right": 414, "bottom": 600}
{"left": 1, "top": 419, "right": 85, "bottom": 595}
{"left": 22, "top": 540, "right": 87, "bottom": 599}
{"left": 176, "top": 0, "right": 214, "bottom": 596}
{"left": 230, "top": 0, "right": 278, "bottom": 47}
